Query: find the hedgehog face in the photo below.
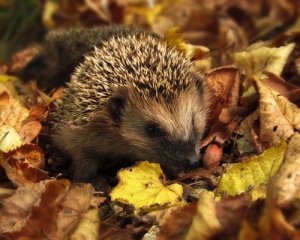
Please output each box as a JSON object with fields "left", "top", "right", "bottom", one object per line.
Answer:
{"left": 111, "top": 79, "right": 209, "bottom": 175}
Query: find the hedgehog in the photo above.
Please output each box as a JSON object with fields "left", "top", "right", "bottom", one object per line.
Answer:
{"left": 20, "top": 26, "right": 210, "bottom": 183}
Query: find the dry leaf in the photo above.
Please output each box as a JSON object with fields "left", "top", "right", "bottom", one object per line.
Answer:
{"left": 217, "top": 141, "right": 287, "bottom": 196}
{"left": 255, "top": 78, "right": 300, "bottom": 147}
{"left": 19, "top": 121, "right": 42, "bottom": 144}
{"left": 165, "top": 27, "right": 212, "bottom": 73}
{"left": 110, "top": 161, "right": 185, "bottom": 212}
{"left": 0, "top": 181, "right": 49, "bottom": 234}
{"left": 0, "top": 125, "right": 23, "bottom": 153}
{"left": 69, "top": 208, "right": 100, "bottom": 240}
{"left": 157, "top": 203, "right": 197, "bottom": 240}
{"left": 55, "top": 184, "right": 97, "bottom": 238}
{"left": 185, "top": 191, "right": 221, "bottom": 240}
{"left": 0, "top": 88, "right": 29, "bottom": 132}
{"left": 1, "top": 144, "right": 47, "bottom": 185}
{"left": 268, "top": 133, "right": 300, "bottom": 207}
{"left": 1, "top": 179, "right": 71, "bottom": 239}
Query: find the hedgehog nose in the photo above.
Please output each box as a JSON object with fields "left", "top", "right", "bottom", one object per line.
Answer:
{"left": 187, "top": 152, "right": 200, "bottom": 167}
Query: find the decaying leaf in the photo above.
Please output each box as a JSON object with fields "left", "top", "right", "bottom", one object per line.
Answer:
{"left": 1, "top": 144, "right": 47, "bottom": 185}
{"left": 19, "top": 121, "right": 42, "bottom": 144}
{"left": 69, "top": 208, "right": 100, "bottom": 240}
{"left": 157, "top": 203, "right": 197, "bottom": 240}
{"left": 268, "top": 133, "right": 300, "bottom": 207}
{"left": 217, "top": 141, "right": 287, "bottom": 196}
{"left": 0, "top": 179, "right": 71, "bottom": 239}
{"left": 185, "top": 191, "right": 221, "bottom": 240}
{"left": 234, "top": 43, "right": 295, "bottom": 104}
{"left": 0, "top": 125, "right": 23, "bottom": 153}
{"left": 256, "top": 78, "right": 300, "bottom": 147}
{"left": 235, "top": 43, "right": 295, "bottom": 80}
{"left": 0, "top": 89, "right": 29, "bottom": 132}
{"left": 0, "top": 181, "right": 49, "bottom": 234}
{"left": 110, "top": 161, "right": 185, "bottom": 212}
{"left": 55, "top": 184, "right": 98, "bottom": 238}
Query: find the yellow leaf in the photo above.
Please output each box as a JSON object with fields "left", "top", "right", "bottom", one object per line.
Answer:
{"left": 234, "top": 43, "right": 295, "bottom": 104}
{"left": 0, "top": 125, "right": 23, "bottom": 153}
{"left": 268, "top": 133, "right": 300, "bottom": 206}
{"left": 185, "top": 191, "right": 221, "bottom": 240}
{"left": 0, "top": 75, "right": 17, "bottom": 83}
{"left": 70, "top": 208, "right": 100, "bottom": 240}
{"left": 217, "top": 141, "right": 287, "bottom": 196}
{"left": 129, "top": 5, "right": 163, "bottom": 24}
{"left": 235, "top": 43, "right": 295, "bottom": 80}
{"left": 164, "top": 27, "right": 211, "bottom": 73}
{"left": 42, "top": 0, "right": 59, "bottom": 29}
{"left": 110, "top": 161, "right": 185, "bottom": 212}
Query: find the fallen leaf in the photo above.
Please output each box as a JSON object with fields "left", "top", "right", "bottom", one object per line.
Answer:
{"left": 157, "top": 203, "right": 196, "bottom": 240}
{"left": 28, "top": 104, "right": 49, "bottom": 122}
{"left": 110, "top": 161, "right": 185, "bottom": 212}
{"left": 69, "top": 208, "right": 100, "bottom": 240}
{"left": 1, "top": 179, "right": 70, "bottom": 239}
{"left": 19, "top": 121, "right": 42, "bottom": 144}
{"left": 0, "top": 88, "right": 29, "bottom": 131}
{"left": 165, "top": 26, "right": 212, "bottom": 73}
{"left": 1, "top": 144, "right": 47, "bottom": 185}
{"left": 0, "top": 180, "right": 50, "bottom": 234}
{"left": 255, "top": 78, "right": 300, "bottom": 147}
{"left": 0, "top": 125, "right": 23, "bottom": 153}
{"left": 185, "top": 191, "right": 221, "bottom": 240}
{"left": 55, "top": 184, "right": 97, "bottom": 238}
{"left": 267, "top": 133, "right": 300, "bottom": 207}
{"left": 235, "top": 43, "right": 295, "bottom": 80}
{"left": 205, "top": 67, "right": 240, "bottom": 107}
{"left": 0, "top": 75, "right": 17, "bottom": 83}
{"left": 234, "top": 43, "right": 295, "bottom": 104}
{"left": 217, "top": 141, "right": 287, "bottom": 196}
{"left": 235, "top": 110, "right": 260, "bottom": 155}
{"left": 263, "top": 71, "right": 300, "bottom": 102}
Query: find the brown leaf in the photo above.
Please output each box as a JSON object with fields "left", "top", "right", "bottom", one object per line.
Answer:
{"left": 28, "top": 104, "right": 49, "bottom": 122}
{"left": 205, "top": 67, "right": 240, "bottom": 107}
{"left": 0, "top": 89, "right": 29, "bottom": 132}
{"left": 5, "top": 179, "right": 70, "bottom": 240}
{"left": 255, "top": 78, "right": 300, "bottom": 147}
{"left": 157, "top": 203, "right": 196, "bottom": 240}
{"left": 1, "top": 144, "right": 47, "bottom": 185}
{"left": 0, "top": 181, "right": 49, "bottom": 234}
{"left": 10, "top": 46, "right": 40, "bottom": 74}
{"left": 263, "top": 71, "right": 300, "bottom": 102}
{"left": 55, "top": 184, "right": 99, "bottom": 239}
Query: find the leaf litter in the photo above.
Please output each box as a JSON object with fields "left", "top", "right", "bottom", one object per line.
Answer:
{"left": 1, "top": 0, "right": 300, "bottom": 239}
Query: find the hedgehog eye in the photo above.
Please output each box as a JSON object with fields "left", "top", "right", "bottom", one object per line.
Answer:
{"left": 145, "top": 123, "right": 164, "bottom": 138}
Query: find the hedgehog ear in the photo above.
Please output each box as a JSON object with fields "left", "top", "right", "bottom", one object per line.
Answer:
{"left": 107, "top": 86, "right": 128, "bottom": 123}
